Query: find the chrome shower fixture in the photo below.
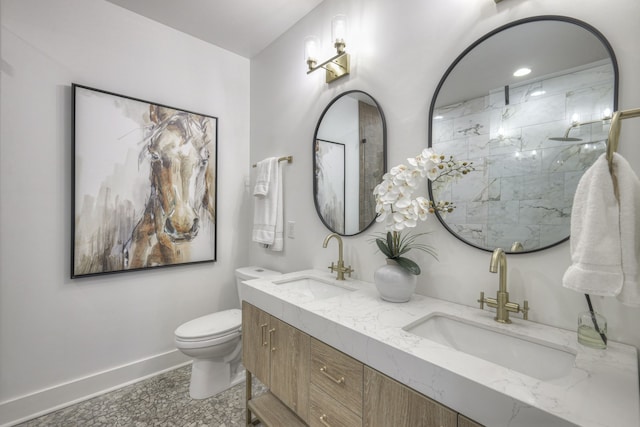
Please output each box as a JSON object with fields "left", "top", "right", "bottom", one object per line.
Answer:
{"left": 548, "top": 118, "right": 611, "bottom": 142}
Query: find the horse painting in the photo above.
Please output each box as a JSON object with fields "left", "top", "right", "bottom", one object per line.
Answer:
{"left": 124, "top": 105, "right": 216, "bottom": 269}
{"left": 72, "top": 84, "right": 217, "bottom": 277}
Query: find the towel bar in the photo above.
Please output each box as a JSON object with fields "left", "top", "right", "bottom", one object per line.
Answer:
{"left": 252, "top": 156, "right": 293, "bottom": 168}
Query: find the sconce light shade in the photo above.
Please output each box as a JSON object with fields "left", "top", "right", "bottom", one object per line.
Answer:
{"left": 332, "top": 14, "right": 347, "bottom": 52}
{"left": 304, "top": 35, "right": 320, "bottom": 69}
{"left": 304, "top": 14, "right": 350, "bottom": 83}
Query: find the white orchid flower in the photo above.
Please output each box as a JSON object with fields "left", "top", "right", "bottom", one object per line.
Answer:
{"left": 373, "top": 150, "right": 472, "bottom": 232}
{"left": 413, "top": 197, "right": 431, "bottom": 221}
{"left": 425, "top": 166, "right": 440, "bottom": 181}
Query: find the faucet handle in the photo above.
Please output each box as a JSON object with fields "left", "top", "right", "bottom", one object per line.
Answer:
{"left": 328, "top": 262, "right": 336, "bottom": 273}
{"left": 477, "top": 291, "right": 485, "bottom": 309}
{"left": 344, "top": 265, "right": 354, "bottom": 277}
{"left": 522, "top": 300, "right": 529, "bottom": 320}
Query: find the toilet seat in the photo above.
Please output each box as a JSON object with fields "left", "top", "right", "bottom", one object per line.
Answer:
{"left": 174, "top": 308, "right": 241, "bottom": 342}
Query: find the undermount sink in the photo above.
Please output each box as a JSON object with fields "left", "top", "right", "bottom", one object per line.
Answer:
{"left": 271, "top": 276, "right": 357, "bottom": 301}
{"left": 403, "top": 313, "right": 576, "bottom": 381}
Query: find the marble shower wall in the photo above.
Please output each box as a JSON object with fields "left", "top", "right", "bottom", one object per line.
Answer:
{"left": 432, "top": 62, "right": 614, "bottom": 250}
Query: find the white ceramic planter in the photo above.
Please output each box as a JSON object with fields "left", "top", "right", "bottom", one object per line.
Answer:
{"left": 374, "top": 259, "right": 417, "bottom": 303}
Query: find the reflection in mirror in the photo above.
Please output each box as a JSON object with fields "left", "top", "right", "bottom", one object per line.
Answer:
{"left": 314, "top": 91, "right": 386, "bottom": 235}
{"left": 428, "top": 16, "right": 618, "bottom": 253}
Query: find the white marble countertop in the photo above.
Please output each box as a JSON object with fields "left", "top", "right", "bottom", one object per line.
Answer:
{"left": 240, "top": 269, "right": 639, "bottom": 427}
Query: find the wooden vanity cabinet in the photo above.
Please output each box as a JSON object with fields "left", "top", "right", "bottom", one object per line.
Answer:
{"left": 242, "top": 301, "right": 310, "bottom": 424}
{"left": 243, "top": 301, "right": 484, "bottom": 427}
{"left": 363, "top": 366, "right": 458, "bottom": 427}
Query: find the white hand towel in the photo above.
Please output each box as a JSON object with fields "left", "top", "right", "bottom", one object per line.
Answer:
{"left": 269, "top": 164, "right": 284, "bottom": 252}
{"left": 252, "top": 157, "right": 279, "bottom": 245}
{"left": 612, "top": 153, "right": 640, "bottom": 306}
{"left": 253, "top": 157, "right": 275, "bottom": 196}
{"left": 562, "top": 153, "right": 624, "bottom": 295}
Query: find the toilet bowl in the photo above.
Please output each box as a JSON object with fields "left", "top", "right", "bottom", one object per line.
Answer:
{"left": 174, "top": 266, "right": 281, "bottom": 399}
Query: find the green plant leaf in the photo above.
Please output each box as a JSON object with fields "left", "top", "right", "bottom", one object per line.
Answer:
{"left": 396, "top": 257, "right": 421, "bottom": 275}
{"left": 386, "top": 231, "right": 395, "bottom": 256}
{"left": 376, "top": 238, "right": 393, "bottom": 259}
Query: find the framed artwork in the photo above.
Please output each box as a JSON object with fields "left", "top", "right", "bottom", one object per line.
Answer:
{"left": 72, "top": 84, "right": 217, "bottom": 278}
{"left": 314, "top": 139, "right": 345, "bottom": 234}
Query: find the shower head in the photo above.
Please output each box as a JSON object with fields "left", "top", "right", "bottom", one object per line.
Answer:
{"left": 549, "top": 123, "right": 583, "bottom": 141}
{"left": 548, "top": 118, "right": 611, "bottom": 142}
{"left": 549, "top": 136, "right": 583, "bottom": 142}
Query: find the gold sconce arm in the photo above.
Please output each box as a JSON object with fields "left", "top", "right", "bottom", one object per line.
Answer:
{"left": 307, "top": 51, "right": 350, "bottom": 83}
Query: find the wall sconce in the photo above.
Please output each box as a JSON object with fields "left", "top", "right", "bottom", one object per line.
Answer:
{"left": 305, "top": 14, "right": 350, "bottom": 83}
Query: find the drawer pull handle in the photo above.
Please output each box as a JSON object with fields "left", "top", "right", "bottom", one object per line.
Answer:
{"left": 319, "top": 414, "right": 331, "bottom": 427}
{"left": 269, "top": 328, "right": 276, "bottom": 352}
{"left": 260, "top": 323, "right": 268, "bottom": 346}
{"left": 320, "top": 366, "right": 345, "bottom": 385}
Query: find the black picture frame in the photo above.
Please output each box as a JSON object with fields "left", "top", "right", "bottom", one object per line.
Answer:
{"left": 72, "top": 84, "right": 217, "bottom": 278}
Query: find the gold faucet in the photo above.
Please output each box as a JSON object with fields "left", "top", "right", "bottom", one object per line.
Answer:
{"left": 322, "top": 233, "right": 354, "bottom": 280}
{"left": 477, "top": 248, "right": 529, "bottom": 323}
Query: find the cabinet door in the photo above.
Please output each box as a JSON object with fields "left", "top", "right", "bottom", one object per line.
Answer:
{"left": 458, "top": 414, "right": 484, "bottom": 427}
{"left": 242, "top": 301, "right": 271, "bottom": 386}
{"left": 269, "top": 316, "right": 311, "bottom": 423}
{"left": 363, "top": 367, "right": 457, "bottom": 427}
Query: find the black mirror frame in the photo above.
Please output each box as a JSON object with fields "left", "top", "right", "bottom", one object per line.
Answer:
{"left": 427, "top": 15, "right": 619, "bottom": 253}
{"left": 313, "top": 90, "right": 387, "bottom": 236}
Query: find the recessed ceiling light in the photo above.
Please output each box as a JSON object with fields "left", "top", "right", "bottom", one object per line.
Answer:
{"left": 434, "top": 115, "right": 444, "bottom": 120}
{"left": 531, "top": 90, "right": 546, "bottom": 97}
{"left": 513, "top": 67, "right": 531, "bottom": 77}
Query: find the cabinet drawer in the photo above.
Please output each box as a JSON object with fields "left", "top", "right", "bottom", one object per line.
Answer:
{"left": 363, "top": 366, "right": 457, "bottom": 427}
{"left": 311, "top": 338, "right": 363, "bottom": 417}
{"left": 310, "top": 384, "right": 361, "bottom": 427}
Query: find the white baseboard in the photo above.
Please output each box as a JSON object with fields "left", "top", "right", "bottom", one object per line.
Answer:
{"left": 0, "top": 349, "right": 191, "bottom": 427}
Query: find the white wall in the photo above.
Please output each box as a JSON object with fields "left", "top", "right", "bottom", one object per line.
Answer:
{"left": 249, "top": 0, "right": 640, "bottom": 350}
{"left": 0, "top": 0, "right": 250, "bottom": 424}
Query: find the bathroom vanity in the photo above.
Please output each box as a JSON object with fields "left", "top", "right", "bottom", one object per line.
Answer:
{"left": 240, "top": 270, "right": 639, "bottom": 427}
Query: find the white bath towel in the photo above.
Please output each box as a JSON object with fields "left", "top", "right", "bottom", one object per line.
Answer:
{"left": 562, "top": 153, "right": 624, "bottom": 296}
{"left": 269, "top": 164, "right": 284, "bottom": 252}
{"left": 252, "top": 158, "right": 279, "bottom": 245}
{"left": 612, "top": 153, "right": 640, "bottom": 306}
{"left": 253, "top": 158, "right": 275, "bottom": 196}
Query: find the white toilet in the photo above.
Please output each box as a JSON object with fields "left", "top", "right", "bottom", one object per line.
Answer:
{"left": 174, "top": 266, "right": 281, "bottom": 399}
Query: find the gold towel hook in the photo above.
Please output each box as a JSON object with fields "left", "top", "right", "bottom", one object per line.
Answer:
{"left": 605, "top": 107, "right": 640, "bottom": 201}
{"left": 606, "top": 110, "right": 622, "bottom": 172}
{"left": 606, "top": 107, "right": 640, "bottom": 172}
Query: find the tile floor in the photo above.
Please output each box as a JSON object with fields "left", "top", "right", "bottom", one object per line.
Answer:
{"left": 17, "top": 365, "right": 265, "bottom": 427}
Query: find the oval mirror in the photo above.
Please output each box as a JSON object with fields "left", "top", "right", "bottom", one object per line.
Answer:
{"left": 314, "top": 90, "right": 387, "bottom": 236}
{"left": 428, "top": 16, "right": 618, "bottom": 253}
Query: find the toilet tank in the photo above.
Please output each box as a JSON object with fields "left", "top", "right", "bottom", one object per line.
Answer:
{"left": 235, "top": 266, "right": 282, "bottom": 304}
